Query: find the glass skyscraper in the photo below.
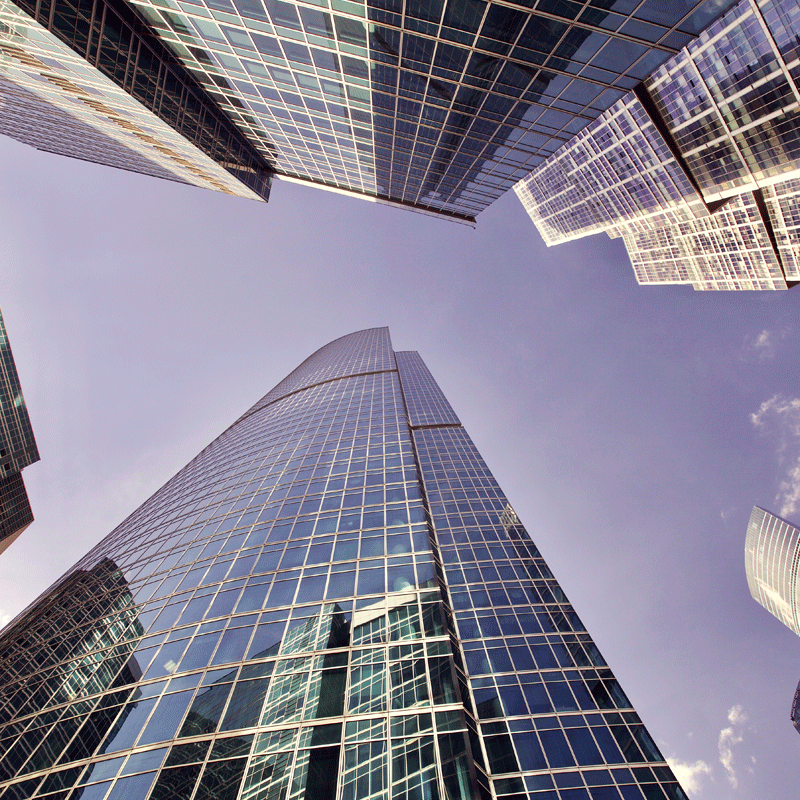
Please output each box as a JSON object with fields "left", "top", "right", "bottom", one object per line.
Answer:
{"left": 0, "top": 308, "right": 38, "bottom": 554}
{"left": 744, "top": 506, "right": 800, "bottom": 735}
{"left": 0, "top": 328, "right": 685, "bottom": 800}
{"left": 744, "top": 505, "right": 800, "bottom": 636}
{"left": 515, "top": 0, "right": 800, "bottom": 290}
{"left": 1, "top": 0, "right": 740, "bottom": 222}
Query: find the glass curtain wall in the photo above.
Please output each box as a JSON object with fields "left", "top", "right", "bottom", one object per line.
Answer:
{"left": 0, "top": 329, "right": 684, "bottom": 800}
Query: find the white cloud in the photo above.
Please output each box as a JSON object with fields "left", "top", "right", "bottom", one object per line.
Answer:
{"left": 743, "top": 322, "right": 794, "bottom": 361}
{"left": 667, "top": 757, "right": 712, "bottom": 794}
{"left": 0, "top": 610, "right": 11, "bottom": 630}
{"left": 718, "top": 704, "right": 748, "bottom": 788}
{"left": 751, "top": 395, "right": 800, "bottom": 517}
{"left": 753, "top": 329, "right": 774, "bottom": 359}
{"left": 778, "top": 461, "right": 800, "bottom": 519}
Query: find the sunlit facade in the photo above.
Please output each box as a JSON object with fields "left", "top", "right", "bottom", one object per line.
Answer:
{"left": 0, "top": 0, "right": 273, "bottom": 200}
{"left": 745, "top": 506, "right": 800, "bottom": 736}
{"left": 0, "top": 329, "right": 686, "bottom": 799}
{"left": 2, "top": 0, "right": 740, "bottom": 221}
{"left": 515, "top": 0, "right": 800, "bottom": 290}
{"left": 0, "top": 309, "right": 38, "bottom": 554}
{"left": 745, "top": 506, "right": 800, "bottom": 636}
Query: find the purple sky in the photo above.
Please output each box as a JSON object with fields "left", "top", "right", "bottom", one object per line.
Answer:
{"left": 1, "top": 132, "right": 799, "bottom": 799}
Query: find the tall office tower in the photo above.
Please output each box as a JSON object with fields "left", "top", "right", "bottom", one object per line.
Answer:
{"left": 0, "top": 309, "right": 38, "bottom": 554}
{"left": 744, "top": 506, "right": 800, "bottom": 734}
{"left": 0, "top": 329, "right": 686, "bottom": 800}
{"left": 515, "top": 0, "right": 800, "bottom": 290}
{"left": 1, "top": 0, "right": 741, "bottom": 222}
{"left": 745, "top": 506, "right": 800, "bottom": 635}
{"left": 0, "top": 0, "right": 273, "bottom": 200}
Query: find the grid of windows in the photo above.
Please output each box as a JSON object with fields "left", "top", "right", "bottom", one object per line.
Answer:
{"left": 762, "top": 177, "right": 800, "bottom": 280}
{"left": 744, "top": 506, "right": 800, "bottom": 634}
{"left": 513, "top": 92, "right": 707, "bottom": 246}
{"left": 396, "top": 351, "right": 459, "bottom": 430}
{"left": 0, "top": 0, "right": 272, "bottom": 198}
{"left": 235, "top": 327, "right": 396, "bottom": 425}
{"left": 0, "top": 73, "right": 193, "bottom": 184}
{"left": 80, "top": 0, "right": 739, "bottom": 220}
{"left": 0, "top": 472, "right": 34, "bottom": 554}
{"left": 0, "top": 309, "right": 38, "bottom": 555}
{"left": 514, "top": 0, "right": 800, "bottom": 290}
{"left": 0, "top": 329, "right": 685, "bottom": 800}
{"left": 0, "top": 310, "right": 38, "bottom": 477}
{"left": 411, "top": 421, "right": 682, "bottom": 799}
{"left": 621, "top": 190, "right": 788, "bottom": 290}
{"left": 647, "top": 0, "right": 800, "bottom": 201}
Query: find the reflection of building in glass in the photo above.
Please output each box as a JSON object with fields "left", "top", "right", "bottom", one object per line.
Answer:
{"left": 0, "top": 329, "right": 686, "bottom": 799}
{"left": 2, "top": 0, "right": 740, "bottom": 221}
{"left": 515, "top": 0, "right": 800, "bottom": 290}
{"left": 0, "top": 557, "right": 143, "bottom": 784}
{"left": 0, "top": 308, "right": 38, "bottom": 554}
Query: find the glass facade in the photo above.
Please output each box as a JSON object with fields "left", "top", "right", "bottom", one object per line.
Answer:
{"left": 0, "top": 472, "right": 34, "bottom": 555}
{"left": 0, "top": 310, "right": 38, "bottom": 478}
{"left": 744, "top": 506, "right": 800, "bottom": 737}
{"left": 3, "top": 0, "right": 740, "bottom": 220}
{"left": 512, "top": 93, "right": 708, "bottom": 247}
{"left": 0, "top": 0, "right": 273, "bottom": 199}
{"left": 744, "top": 505, "right": 800, "bottom": 635}
{"left": 107, "top": 0, "right": 741, "bottom": 221}
{"left": 0, "top": 328, "right": 686, "bottom": 800}
{"left": 0, "top": 308, "right": 38, "bottom": 554}
{"left": 514, "top": 0, "right": 800, "bottom": 290}
{"left": 619, "top": 190, "right": 789, "bottom": 290}
{"left": 646, "top": 0, "right": 800, "bottom": 202}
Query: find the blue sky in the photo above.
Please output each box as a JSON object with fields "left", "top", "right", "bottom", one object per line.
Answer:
{"left": 0, "top": 133, "right": 799, "bottom": 798}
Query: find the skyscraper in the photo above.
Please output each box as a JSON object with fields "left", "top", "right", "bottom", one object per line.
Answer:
{"left": 515, "top": 0, "right": 800, "bottom": 290}
{"left": 0, "top": 309, "right": 39, "bottom": 554}
{"left": 0, "top": 328, "right": 685, "bottom": 800}
{"left": 744, "top": 505, "right": 800, "bottom": 636}
{"left": 1, "top": 0, "right": 741, "bottom": 222}
{"left": 744, "top": 505, "right": 800, "bottom": 734}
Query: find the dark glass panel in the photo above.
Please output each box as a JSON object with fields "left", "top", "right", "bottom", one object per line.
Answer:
{"left": 484, "top": 733, "right": 519, "bottom": 773}
{"left": 211, "top": 628, "right": 253, "bottom": 666}
{"left": 565, "top": 728, "right": 603, "bottom": 766}
{"left": 219, "top": 680, "right": 271, "bottom": 731}
{"left": 194, "top": 756, "right": 247, "bottom": 800}
{"left": 313, "top": 668, "right": 346, "bottom": 718}
{"left": 540, "top": 728, "right": 577, "bottom": 768}
{"left": 106, "top": 771, "right": 157, "bottom": 799}
{"left": 149, "top": 764, "right": 202, "bottom": 800}
{"left": 178, "top": 683, "right": 234, "bottom": 737}
{"left": 138, "top": 691, "right": 194, "bottom": 745}
{"left": 512, "top": 730, "right": 548, "bottom": 771}
{"left": 179, "top": 633, "right": 223, "bottom": 672}
{"left": 98, "top": 698, "right": 158, "bottom": 754}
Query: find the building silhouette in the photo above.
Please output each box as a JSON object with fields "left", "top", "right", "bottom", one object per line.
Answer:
{"left": 0, "top": 0, "right": 742, "bottom": 222}
{"left": 0, "top": 329, "right": 686, "bottom": 799}
{"left": 515, "top": 0, "right": 800, "bottom": 290}
{"left": 0, "top": 309, "right": 38, "bottom": 554}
